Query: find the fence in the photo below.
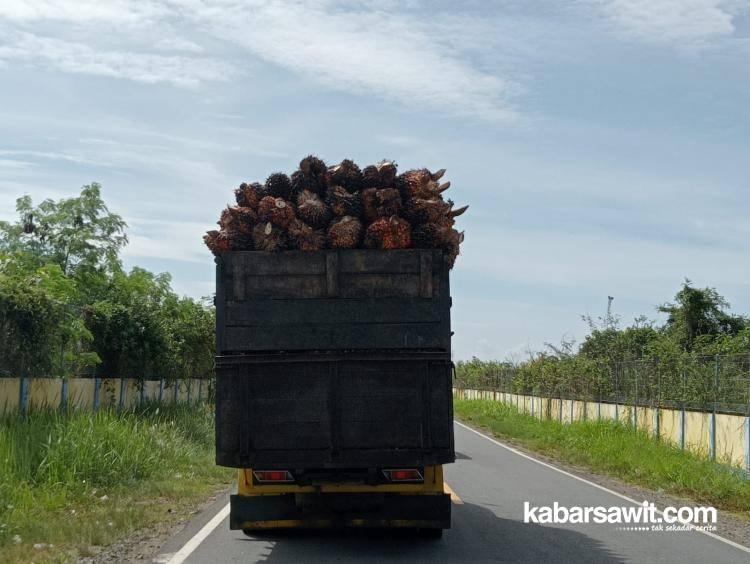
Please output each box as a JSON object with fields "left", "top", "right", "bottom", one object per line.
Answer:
{"left": 454, "top": 355, "right": 750, "bottom": 471}
{"left": 456, "top": 354, "right": 750, "bottom": 415}
{"left": 0, "top": 377, "right": 210, "bottom": 415}
{"left": 453, "top": 387, "right": 750, "bottom": 471}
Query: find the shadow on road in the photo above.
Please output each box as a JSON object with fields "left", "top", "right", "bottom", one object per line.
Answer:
{"left": 240, "top": 501, "right": 627, "bottom": 563}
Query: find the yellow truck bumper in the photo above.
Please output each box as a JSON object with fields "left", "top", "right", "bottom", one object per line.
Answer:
{"left": 232, "top": 465, "right": 450, "bottom": 530}
{"left": 230, "top": 491, "right": 451, "bottom": 530}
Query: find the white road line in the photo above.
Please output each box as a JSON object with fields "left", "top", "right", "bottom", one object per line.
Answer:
{"left": 454, "top": 420, "right": 750, "bottom": 555}
{"left": 166, "top": 502, "right": 230, "bottom": 564}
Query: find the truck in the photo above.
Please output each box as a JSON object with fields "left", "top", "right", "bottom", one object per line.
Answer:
{"left": 214, "top": 249, "right": 455, "bottom": 536}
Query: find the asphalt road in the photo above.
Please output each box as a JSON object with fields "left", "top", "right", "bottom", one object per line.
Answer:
{"left": 158, "top": 422, "right": 750, "bottom": 563}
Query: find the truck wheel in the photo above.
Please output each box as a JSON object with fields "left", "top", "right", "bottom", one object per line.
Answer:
{"left": 417, "top": 528, "right": 443, "bottom": 539}
{"left": 242, "top": 529, "right": 255, "bottom": 537}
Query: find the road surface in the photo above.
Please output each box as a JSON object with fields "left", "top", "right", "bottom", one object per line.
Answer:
{"left": 157, "top": 422, "right": 750, "bottom": 563}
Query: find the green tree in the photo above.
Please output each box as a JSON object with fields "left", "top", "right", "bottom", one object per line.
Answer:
{"left": 0, "top": 184, "right": 215, "bottom": 380}
{"left": 0, "top": 183, "right": 127, "bottom": 275}
{"left": 0, "top": 254, "right": 99, "bottom": 377}
{"left": 658, "top": 280, "right": 746, "bottom": 351}
{"left": 85, "top": 268, "right": 173, "bottom": 379}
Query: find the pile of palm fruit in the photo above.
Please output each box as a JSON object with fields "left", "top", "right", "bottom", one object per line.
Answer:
{"left": 204, "top": 156, "right": 468, "bottom": 267}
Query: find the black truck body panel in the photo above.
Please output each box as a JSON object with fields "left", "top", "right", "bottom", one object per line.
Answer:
{"left": 215, "top": 352, "right": 455, "bottom": 468}
{"left": 215, "top": 249, "right": 451, "bottom": 353}
{"left": 214, "top": 250, "right": 455, "bottom": 470}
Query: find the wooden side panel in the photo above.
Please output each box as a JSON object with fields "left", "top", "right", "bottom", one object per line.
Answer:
{"left": 225, "top": 299, "right": 442, "bottom": 325}
{"left": 338, "top": 250, "right": 421, "bottom": 273}
{"left": 338, "top": 361, "right": 423, "bottom": 449}
{"left": 214, "top": 355, "right": 455, "bottom": 469}
{"left": 224, "top": 323, "right": 447, "bottom": 351}
{"left": 429, "top": 362, "right": 453, "bottom": 448}
{"left": 217, "top": 249, "right": 451, "bottom": 353}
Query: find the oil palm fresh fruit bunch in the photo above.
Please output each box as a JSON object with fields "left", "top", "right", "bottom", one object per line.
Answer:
{"left": 328, "top": 159, "right": 362, "bottom": 193}
{"left": 227, "top": 230, "right": 254, "bottom": 251}
{"left": 258, "top": 196, "right": 296, "bottom": 228}
{"left": 252, "top": 221, "right": 288, "bottom": 252}
{"left": 326, "top": 185, "right": 362, "bottom": 217}
{"left": 396, "top": 168, "right": 449, "bottom": 200}
{"left": 295, "top": 190, "right": 331, "bottom": 229}
{"left": 234, "top": 182, "right": 267, "bottom": 209}
{"left": 203, "top": 230, "right": 232, "bottom": 255}
{"left": 265, "top": 172, "right": 293, "bottom": 199}
{"left": 361, "top": 187, "right": 403, "bottom": 222}
{"left": 291, "top": 155, "right": 329, "bottom": 196}
{"left": 326, "top": 216, "right": 363, "bottom": 248}
{"left": 403, "top": 198, "right": 468, "bottom": 225}
{"left": 361, "top": 160, "right": 397, "bottom": 189}
{"left": 364, "top": 216, "right": 412, "bottom": 250}
{"left": 288, "top": 218, "right": 326, "bottom": 251}
{"left": 218, "top": 206, "right": 258, "bottom": 235}
{"left": 442, "top": 227, "right": 464, "bottom": 268}
{"left": 412, "top": 220, "right": 465, "bottom": 268}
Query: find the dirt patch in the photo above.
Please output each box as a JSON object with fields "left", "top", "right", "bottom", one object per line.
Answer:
{"left": 78, "top": 488, "right": 230, "bottom": 564}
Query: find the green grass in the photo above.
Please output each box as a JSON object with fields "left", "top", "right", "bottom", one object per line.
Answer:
{"left": 455, "top": 399, "right": 750, "bottom": 515}
{"left": 0, "top": 403, "right": 233, "bottom": 563}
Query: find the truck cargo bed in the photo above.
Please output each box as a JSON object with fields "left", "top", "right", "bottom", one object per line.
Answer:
{"left": 215, "top": 352, "right": 455, "bottom": 468}
{"left": 215, "top": 250, "right": 451, "bottom": 354}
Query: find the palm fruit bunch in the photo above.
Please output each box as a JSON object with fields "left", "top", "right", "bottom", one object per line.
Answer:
{"left": 326, "top": 185, "right": 362, "bottom": 217}
{"left": 288, "top": 218, "right": 325, "bottom": 251}
{"left": 327, "top": 216, "right": 363, "bottom": 249}
{"left": 292, "top": 155, "right": 328, "bottom": 195}
{"left": 396, "top": 167, "right": 467, "bottom": 268}
{"left": 258, "top": 196, "right": 295, "bottom": 228}
{"left": 295, "top": 189, "right": 331, "bottom": 228}
{"left": 364, "top": 216, "right": 411, "bottom": 250}
{"left": 204, "top": 156, "right": 467, "bottom": 269}
{"left": 234, "top": 182, "right": 266, "bottom": 209}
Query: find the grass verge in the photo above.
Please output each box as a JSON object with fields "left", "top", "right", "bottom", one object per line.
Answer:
{"left": 454, "top": 398, "right": 750, "bottom": 515}
{"left": 0, "top": 402, "right": 233, "bottom": 563}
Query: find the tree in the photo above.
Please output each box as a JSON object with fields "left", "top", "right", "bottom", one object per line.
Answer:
{"left": 0, "top": 183, "right": 128, "bottom": 275}
{"left": 0, "top": 253, "right": 99, "bottom": 377}
{"left": 85, "top": 268, "right": 173, "bottom": 379}
{"left": 658, "top": 279, "right": 747, "bottom": 351}
{"left": 0, "top": 184, "right": 215, "bottom": 380}
{"left": 579, "top": 316, "right": 658, "bottom": 366}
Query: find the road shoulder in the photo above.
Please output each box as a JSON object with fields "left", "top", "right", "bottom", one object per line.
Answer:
{"left": 79, "top": 487, "right": 231, "bottom": 564}
{"left": 455, "top": 418, "right": 750, "bottom": 551}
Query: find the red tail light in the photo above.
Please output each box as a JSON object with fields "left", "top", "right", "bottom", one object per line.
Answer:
{"left": 383, "top": 468, "right": 424, "bottom": 482}
{"left": 253, "top": 470, "right": 295, "bottom": 483}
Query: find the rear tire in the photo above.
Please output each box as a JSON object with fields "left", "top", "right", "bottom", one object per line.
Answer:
{"left": 417, "top": 528, "right": 443, "bottom": 539}
{"left": 242, "top": 529, "right": 255, "bottom": 537}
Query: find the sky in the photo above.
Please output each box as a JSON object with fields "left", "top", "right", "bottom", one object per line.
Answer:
{"left": 0, "top": 0, "right": 748, "bottom": 360}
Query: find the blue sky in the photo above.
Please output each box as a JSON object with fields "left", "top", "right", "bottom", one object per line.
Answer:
{"left": 1, "top": 1, "right": 748, "bottom": 360}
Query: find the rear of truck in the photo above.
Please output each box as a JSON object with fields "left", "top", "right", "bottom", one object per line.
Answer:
{"left": 214, "top": 250, "right": 455, "bottom": 534}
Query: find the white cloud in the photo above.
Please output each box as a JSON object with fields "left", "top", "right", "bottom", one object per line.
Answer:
{"left": 0, "top": 0, "right": 164, "bottom": 25}
{"left": 0, "top": 158, "right": 33, "bottom": 170}
{"left": 193, "top": 1, "right": 517, "bottom": 121}
{"left": 0, "top": 32, "right": 235, "bottom": 88}
{"left": 589, "top": 0, "right": 742, "bottom": 45}
{"left": 154, "top": 36, "right": 205, "bottom": 53}
{"left": 0, "top": 1, "right": 519, "bottom": 121}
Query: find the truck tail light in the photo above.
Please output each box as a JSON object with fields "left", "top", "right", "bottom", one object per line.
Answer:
{"left": 253, "top": 470, "right": 295, "bottom": 483}
{"left": 382, "top": 468, "right": 424, "bottom": 482}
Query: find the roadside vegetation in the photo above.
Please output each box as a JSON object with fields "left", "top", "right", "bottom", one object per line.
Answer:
{"left": 455, "top": 399, "right": 750, "bottom": 515}
{"left": 0, "top": 403, "right": 232, "bottom": 563}
{"left": 0, "top": 186, "right": 224, "bottom": 562}
{"left": 0, "top": 184, "right": 214, "bottom": 381}
{"left": 456, "top": 283, "right": 750, "bottom": 408}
